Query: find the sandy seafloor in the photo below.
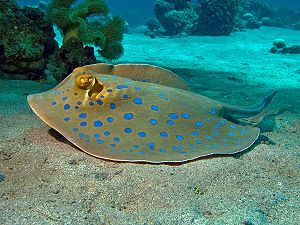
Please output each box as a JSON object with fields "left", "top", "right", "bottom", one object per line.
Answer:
{"left": 0, "top": 26, "right": 299, "bottom": 224}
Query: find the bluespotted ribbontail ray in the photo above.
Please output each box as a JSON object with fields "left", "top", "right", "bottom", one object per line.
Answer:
{"left": 27, "top": 63, "right": 276, "bottom": 163}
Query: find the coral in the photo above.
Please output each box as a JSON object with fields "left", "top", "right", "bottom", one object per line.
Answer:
{"left": 47, "top": 0, "right": 125, "bottom": 60}
{"left": 145, "top": 17, "right": 160, "bottom": 31}
{"left": 154, "top": 0, "right": 197, "bottom": 35}
{"left": 195, "top": 0, "right": 238, "bottom": 36}
{"left": 273, "top": 39, "right": 286, "bottom": 49}
{"left": 0, "top": 0, "right": 58, "bottom": 79}
{"left": 152, "top": 0, "right": 300, "bottom": 37}
{"left": 154, "top": 0, "right": 238, "bottom": 36}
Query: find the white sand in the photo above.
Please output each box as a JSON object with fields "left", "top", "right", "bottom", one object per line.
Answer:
{"left": 0, "top": 26, "right": 299, "bottom": 224}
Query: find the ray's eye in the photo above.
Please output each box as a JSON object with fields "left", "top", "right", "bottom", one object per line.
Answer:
{"left": 76, "top": 74, "right": 104, "bottom": 98}
{"left": 76, "top": 75, "right": 96, "bottom": 90}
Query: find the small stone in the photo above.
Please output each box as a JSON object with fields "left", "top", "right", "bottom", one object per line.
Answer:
{"left": 94, "top": 172, "right": 108, "bottom": 181}
{"left": 0, "top": 172, "right": 6, "bottom": 182}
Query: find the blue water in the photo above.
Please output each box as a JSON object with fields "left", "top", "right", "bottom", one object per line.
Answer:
{"left": 17, "top": 0, "right": 155, "bottom": 26}
{"left": 16, "top": 0, "right": 300, "bottom": 27}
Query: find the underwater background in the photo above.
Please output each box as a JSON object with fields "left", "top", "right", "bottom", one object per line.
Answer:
{"left": 1, "top": 0, "right": 300, "bottom": 224}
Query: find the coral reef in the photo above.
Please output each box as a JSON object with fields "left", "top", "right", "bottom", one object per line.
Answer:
{"left": 152, "top": 0, "right": 239, "bottom": 37}
{"left": 149, "top": 0, "right": 300, "bottom": 38}
{"left": 47, "top": 0, "right": 125, "bottom": 60}
{"left": 0, "top": 0, "right": 58, "bottom": 79}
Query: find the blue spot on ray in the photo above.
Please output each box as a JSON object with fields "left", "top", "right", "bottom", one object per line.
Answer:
{"left": 211, "top": 109, "right": 217, "bottom": 114}
{"left": 191, "top": 131, "right": 199, "bottom": 136}
{"left": 138, "top": 132, "right": 146, "bottom": 137}
{"left": 124, "top": 128, "right": 132, "bottom": 133}
{"left": 96, "top": 99, "right": 103, "bottom": 105}
{"left": 97, "top": 140, "right": 103, "bottom": 144}
{"left": 64, "top": 104, "right": 70, "bottom": 110}
{"left": 104, "top": 131, "right": 110, "bottom": 136}
{"left": 149, "top": 119, "right": 157, "bottom": 125}
{"left": 151, "top": 105, "right": 159, "bottom": 111}
{"left": 124, "top": 113, "right": 134, "bottom": 120}
{"left": 167, "top": 120, "right": 174, "bottom": 125}
{"left": 80, "top": 122, "right": 87, "bottom": 127}
{"left": 215, "top": 123, "right": 220, "bottom": 129}
{"left": 168, "top": 113, "right": 178, "bottom": 119}
{"left": 181, "top": 113, "right": 190, "bottom": 119}
{"left": 196, "top": 140, "right": 202, "bottom": 144}
{"left": 106, "top": 117, "right": 113, "bottom": 123}
{"left": 213, "top": 131, "right": 219, "bottom": 136}
{"left": 79, "top": 113, "right": 87, "bottom": 118}
{"left": 133, "top": 98, "right": 143, "bottom": 105}
{"left": 94, "top": 121, "right": 103, "bottom": 127}
{"left": 195, "top": 121, "right": 203, "bottom": 128}
{"left": 110, "top": 103, "right": 116, "bottom": 109}
{"left": 176, "top": 135, "right": 184, "bottom": 141}
{"left": 160, "top": 132, "right": 168, "bottom": 138}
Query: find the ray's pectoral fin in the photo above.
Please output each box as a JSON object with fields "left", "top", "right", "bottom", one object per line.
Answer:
{"left": 219, "top": 91, "right": 277, "bottom": 122}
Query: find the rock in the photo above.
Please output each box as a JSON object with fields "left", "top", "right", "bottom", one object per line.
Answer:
{"left": 242, "top": 12, "right": 255, "bottom": 20}
{"left": 246, "top": 18, "right": 262, "bottom": 29}
{"left": 282, "top": 45, "right": 300, "bottom": 54}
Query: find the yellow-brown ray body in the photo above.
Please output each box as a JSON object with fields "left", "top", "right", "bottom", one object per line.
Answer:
{"left": 28, "top": 63, "right": 275, "bottom": 163}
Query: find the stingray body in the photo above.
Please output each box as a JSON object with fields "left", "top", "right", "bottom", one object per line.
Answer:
{"left": 28, "top": 63, "right": 276, "bottom": 163}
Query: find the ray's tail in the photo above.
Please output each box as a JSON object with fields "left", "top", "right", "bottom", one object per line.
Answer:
{"left": 220, "top": 91, "right": 277, "bottom": 120}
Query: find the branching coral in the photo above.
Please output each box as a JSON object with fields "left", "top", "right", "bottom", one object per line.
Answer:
{"left": 154, "top": 0, "right": 197, "bottom": 35}
{"left": 47, "top": 0, "right": 125, "bottom": 60}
